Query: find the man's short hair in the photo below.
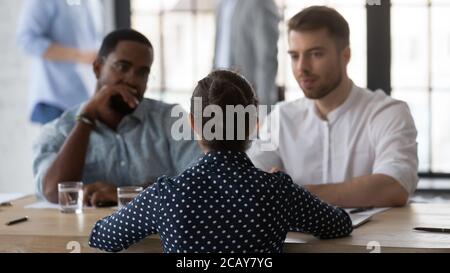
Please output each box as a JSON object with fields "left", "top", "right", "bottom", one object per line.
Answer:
{"left": 288, "top": 6, "right": 350, "bottom": 50}
{"left": 98, "top": 28, "right": 153, "bottom": 60}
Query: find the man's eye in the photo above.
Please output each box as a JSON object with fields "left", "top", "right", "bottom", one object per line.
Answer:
{"left": 312, "top": 52, "right": 323, "bottom": 57}
{"left": 137, "top": 70, "right": 149, "bottom": 78}
{"left": 114, "top": 63, "right": 129, "bottom": 72}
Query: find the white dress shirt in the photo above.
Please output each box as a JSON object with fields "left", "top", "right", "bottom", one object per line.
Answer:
{"left": 248, "top": 82, "right": 419, "bottom": 195}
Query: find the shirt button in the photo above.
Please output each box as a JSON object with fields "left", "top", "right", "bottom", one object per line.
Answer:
{"left": 120, "top": 161, "right": 126, "bottom": 167}
{"left": 116, "top": 134, "right": 121, "bottom": 140}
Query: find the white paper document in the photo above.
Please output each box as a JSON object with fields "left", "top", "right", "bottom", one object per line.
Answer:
{"left": 24, "top": 201, "right": 61, "bottom": 210}
{"left": 345, "top": 207, "right": 391, "bottom": 228}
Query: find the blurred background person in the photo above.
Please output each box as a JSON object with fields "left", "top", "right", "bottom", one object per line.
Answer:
{"left": 213, "top": 0, "right": 280, "bottom": 107}
{"left": 16, "top": 0, "right": 104, "bottom": 124}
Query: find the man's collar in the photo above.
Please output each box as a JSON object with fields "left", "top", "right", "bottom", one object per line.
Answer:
{"left": 307, "top": 80, "right": 357, "bottom": 124}
{"left": 129, "top": 100, "right": 147, "bottom": 122}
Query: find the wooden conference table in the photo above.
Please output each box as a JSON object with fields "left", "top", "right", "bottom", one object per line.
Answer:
{"left": 1, "top": 196, "right": 450, "bottom": 253}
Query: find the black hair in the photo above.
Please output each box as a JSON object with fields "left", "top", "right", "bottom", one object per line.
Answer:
{"left": 190, "top": 70, "right": 258, "bottom": 152}
{"left": 98, "top": 28, "right": 153, "bottom": 60}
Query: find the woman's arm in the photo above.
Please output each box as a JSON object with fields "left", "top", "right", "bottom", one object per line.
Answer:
{"left": 89, "top": 183, "right": 160, "bottom": 252}
{"left": 284, "top": 173, "right": 353, "bottom": 239}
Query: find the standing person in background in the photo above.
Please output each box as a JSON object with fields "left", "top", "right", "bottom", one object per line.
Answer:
{"left": 17, "top": 0, "right": 104, "bottom": 124}
{"left": 213, "top": 0, "right": 280, "bottom": 107}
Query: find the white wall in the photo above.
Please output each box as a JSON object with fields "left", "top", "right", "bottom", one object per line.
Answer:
{"left": 0, "top": 0, "right": 39, "bottom": 194}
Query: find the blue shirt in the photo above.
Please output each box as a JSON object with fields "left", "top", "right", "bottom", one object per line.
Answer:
{"left": 89, "top": 150, "right": 353, "bottom": 253}
{"left": 214, "top": 0, "right": 238, "bottom": 68}
{"left": 33, "top": 98, "right": 203, "bottom": 199}
{"left": 16, "top": 0, "right": 103, "bottom": 119}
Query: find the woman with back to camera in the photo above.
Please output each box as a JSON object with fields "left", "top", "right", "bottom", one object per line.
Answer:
{"left": 89, "top": 70, "right": 353, "bottom": 253}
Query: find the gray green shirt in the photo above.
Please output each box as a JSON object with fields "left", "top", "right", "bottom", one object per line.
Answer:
{"left": 33, "top": 98, "right": 202, "bottom": 198}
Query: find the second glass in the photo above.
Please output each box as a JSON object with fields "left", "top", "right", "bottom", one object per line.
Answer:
{"left": 58, "top": 182, "right": 83, "bottom": 214}
{"left": 117, "top": 186, "right": 143, "bottom": 208}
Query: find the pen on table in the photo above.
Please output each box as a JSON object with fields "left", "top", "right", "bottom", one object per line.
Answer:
{"left": 349, "top": 207, "right": 374, "bottom": 214}
{"left": 413, "top": 227, "right": 450, "bottom": 233}
{"left": 6, "top": 216, "right": 28, "bottom": 226}
{"left": 0, "top": 202, "right": 12, "bottom": 207}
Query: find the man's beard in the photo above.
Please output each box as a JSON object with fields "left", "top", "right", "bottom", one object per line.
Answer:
{"left": 302, "top": 68, "right": 343, "bottom": 100}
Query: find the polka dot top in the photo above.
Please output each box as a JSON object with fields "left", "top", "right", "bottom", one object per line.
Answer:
{"left": 89, "top": 150, "right": 353, "bottom": 253}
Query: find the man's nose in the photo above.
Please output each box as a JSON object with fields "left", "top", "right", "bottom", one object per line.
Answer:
{"left": 296, "top": 56, "right": 311, "bottom": 75}
{"left": 123, "top": 70, "right": 139, "bottom": 88}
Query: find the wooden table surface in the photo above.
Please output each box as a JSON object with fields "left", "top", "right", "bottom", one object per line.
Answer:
{"left": 1, "top": 195, "right": 450, "bottom": 253}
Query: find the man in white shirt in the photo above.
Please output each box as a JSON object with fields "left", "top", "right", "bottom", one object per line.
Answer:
{"left": 248, "top": 6, "right": 418, "bottom": 207}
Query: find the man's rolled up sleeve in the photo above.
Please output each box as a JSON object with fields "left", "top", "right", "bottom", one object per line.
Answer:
{"left": 32, "top": 122, "right": 66, "bottom": 199}
{"left": 370, "top": 100, "right": 419, "bottom": 196}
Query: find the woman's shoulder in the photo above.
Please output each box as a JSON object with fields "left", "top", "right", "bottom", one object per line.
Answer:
{"left": 252, "top": 168, "right": 296, "bottom": 189}
{"left": 154, "top": 166, "right": 198, "bottom": 189}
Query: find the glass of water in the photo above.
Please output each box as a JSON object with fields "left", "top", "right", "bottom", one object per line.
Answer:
{"left": 58, "top": 182, "right": 83, "bottom": 214}
{"left": 117, "top": 186, "right": 143, "bottom": 208}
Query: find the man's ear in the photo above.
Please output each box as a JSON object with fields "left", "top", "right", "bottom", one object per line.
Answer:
{"left": 93, "top": 57, "right": 102, "bottom": 80}
{"left": 342, "top": 46, "right": 351, "bottom": 66}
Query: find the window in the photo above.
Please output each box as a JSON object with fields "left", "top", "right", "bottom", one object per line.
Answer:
{"left": 391, "top": 0, "right": 450, "bottom": 174}
{"left": 131, "top": 0, "right": 215, "bottom": 110}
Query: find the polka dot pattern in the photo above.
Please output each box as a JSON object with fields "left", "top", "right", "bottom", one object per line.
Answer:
{"left": 89, "top": 151, "right": 353, "bottom": 253}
